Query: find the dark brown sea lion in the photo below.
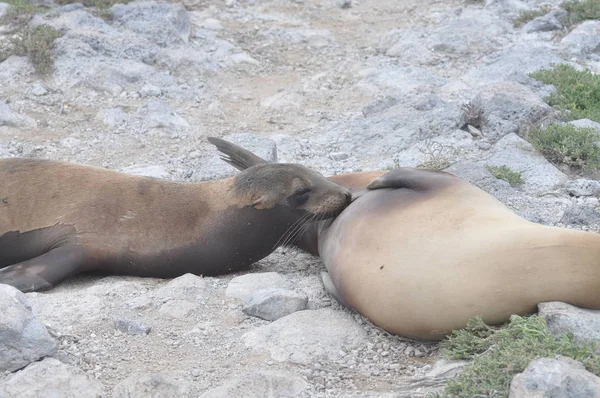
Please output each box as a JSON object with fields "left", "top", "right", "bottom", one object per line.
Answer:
{"left": 0, "top": 139, "right": 351, "bottom": 292}
{"left": 209, "top": 137, "right": 600, "bottom": 341}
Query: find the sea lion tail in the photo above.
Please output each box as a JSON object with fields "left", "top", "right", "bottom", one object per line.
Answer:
{"left": 207, "top": 137, "right": 269, "bottom": 171}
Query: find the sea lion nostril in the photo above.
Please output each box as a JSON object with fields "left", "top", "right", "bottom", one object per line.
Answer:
{"left": 344, "top": 192, "right": 352, "bottom": 204}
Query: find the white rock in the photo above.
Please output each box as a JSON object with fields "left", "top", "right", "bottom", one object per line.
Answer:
{"left": 0, "top": 358, "right": 104, "bottom": 398}
{"left": 95, "top": 108, "right": 127, "bottom": 127}
{"left": 154, "top": 273, "right": 208, "bottom": 301}
{"left": 243, "top": 308, "right": 368, "bottom": 364}
{"left": 226, "top": 272, "right": 288, "bottom": 301}
{"left": 158, "top": 299, "right": 198, "bottom": 319}
{"left": 199, "top": 370, "right": 308, "bottom": 397}
{"left": 112, "top": 372, "right": 188, "bottom": 398}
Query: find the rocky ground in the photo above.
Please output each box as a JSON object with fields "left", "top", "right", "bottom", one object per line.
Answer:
{"left": 0, "top": 0, "right": 600, "bottom": 396}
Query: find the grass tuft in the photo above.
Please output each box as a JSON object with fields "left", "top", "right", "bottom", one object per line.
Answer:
{"left": 529, "top": 123, "right": 600, "bottom": 171}
{"left": 485, "top": 165, "right": 524, "bottom": 186}
{"left": 434, "top": 315, "right": 600, "bottom": 398}
{"left": 512, "top": 6, "right": 552, "bottom": 27}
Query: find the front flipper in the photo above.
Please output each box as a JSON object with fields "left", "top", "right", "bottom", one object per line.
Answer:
{"left": 0, "top": 245, "right": 88, "bottom": 292}
{"left": 366, "top": 167, "right": 457, "bottom": 191}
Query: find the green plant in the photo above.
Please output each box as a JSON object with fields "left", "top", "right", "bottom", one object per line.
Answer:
{"left": 56, "top": 0, "right": 134, "bottom": 9}
{"left": 529, "top": 123, "right": 600, "bottom": 171}
{"left": 561, "top": 0, "right": 600, "bottom": 25}
{"left": 1, "top": 0, "right": 42, "bottom": 25}
{"left": 11, "top": 24, "right": 62, "bottom": 75}
{"left": 485, "top": 165, "right": 524, "bottom": 186}
{"left": 512, "top": 6, "right": 552, "bottom": 27}
{"left": 530, "top": 64, "right": 600, "bottom": 123}
{"left": 436, "top": 315, "right": 600, "bottom": 398}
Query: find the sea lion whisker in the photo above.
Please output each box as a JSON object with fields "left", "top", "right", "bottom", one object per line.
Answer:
{"left": 274, "top": 212, "right": 313, "bottom": 249}
{"left": 284, "top": 212, "right": 319, "bottom": 248}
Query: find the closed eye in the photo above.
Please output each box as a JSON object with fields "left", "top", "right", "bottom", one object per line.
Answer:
{"left": 293, "top": 188, "right": 311, "bottom": 205}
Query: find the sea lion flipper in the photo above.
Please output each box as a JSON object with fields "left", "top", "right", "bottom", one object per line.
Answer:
{"left": 0, "top": 245, "right": 87, "bottom": 292}
{"left": 366, "top": 167, "right": 455, "bottom": 191}
{"left": 207, "top": 137, "right": 269, "bottom": 170}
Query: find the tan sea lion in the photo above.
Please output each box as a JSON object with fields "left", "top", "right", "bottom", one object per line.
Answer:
{"left": 0, "top": 139, "right": 352, "bottom": 292}
{"left": 209, "top": 137, "right": 600, "bottom": 341}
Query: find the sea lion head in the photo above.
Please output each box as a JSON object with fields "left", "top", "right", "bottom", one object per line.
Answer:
{"left": 232, "top": 163, "right": 352, "bottom": 220}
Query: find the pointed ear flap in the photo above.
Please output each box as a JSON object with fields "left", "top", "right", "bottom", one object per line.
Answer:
{"left": 252, "top": 195, "right": 267, "bottom": 209}
{"left": 251, "top": 193, "right": 279, "bottom": 209}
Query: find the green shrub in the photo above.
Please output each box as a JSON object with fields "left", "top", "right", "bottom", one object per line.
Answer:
{"left": 529, "top": 123, "right": 600, "bottom": 171}
{"left": 1, "top": 0, "right": 42, "bottom": 25}
{"left": 561, "top": 0, "right": 600, "bottom": 25}
{"left": 530, "top": 64, "right": 600, "bottom": 123}
{"left": 434, "top": 315, "right": 600, "bottom": 398}
{"left": 11, "top": 24, "right": 62, "bottom": 75}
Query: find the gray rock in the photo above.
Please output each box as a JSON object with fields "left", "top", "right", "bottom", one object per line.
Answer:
{"left": 523, "top": 10, "right": 566, "bottom": 33}
{"left": 539, "top": 302, "right": 600, "bottom": 350}
{"left": 427, "top": 14, "right": 510, "bottom": 57}
{"left": 138, "top": 99, "right": 189, "bottom": 128}
{"left": 242, "top": 288, "right": 308, "bottom": 321}
{"left": 560, "top": 204, "right": 600, "bottom": 226}
{"left": 140, "top": 83, "right": 162, "bottom": 97}
{"left": 112, "top": 372, "right": 188, "bottom": 398}
{"left": 114, "top": 318, "right": 152, "bottom": 336}
{"left": 509, "top": 356, "right": 600, "bottom": 397}
{"left": 243, "top": 308, "right": 368, "bottom": 364}
{"left": 30, "top": 83, "right": 49, "bottom": 97}
{"left": 446, "top": 161, "right": 516, "bottom": 199}
{"left": 0, "top": 101, "right": 37, "bottom": 128}
{"left": 362, "top": 96, "right": 399, "bottom": 117}
{"left": 569, "top": 119, "right": 600, "bottom": 132}
{"left": 464, "top": 46, "right": 569, "bottom": 85}
{"left": 0, "top": 358, "right": 104, "bottom": 398}
{"left": 154, "top": 273, "right": 208, "bottom": 301}
{"left": 120, "top": 164, "right": 170, "bottom": 179}
{"left": 111, "top": 1, "right": 191, "bottom": 46}
{"left": 226, "top": 272, "right": 288, "bottom": 301}
{"left": 566, "top": 179, "right": 600, "bottom": 197}
{"left": 472, "top": 82, "right": 553, "bottom": 140}
{"left": 379, "top": 27, "right": 436, "bottom": 65}
{"left": 336, "top": 0, "right": 351, "bottom": 8}
{"left": 485, "top": 133, "right": 568, "bottom": 194}
{"left": 0, "top": 284, "right": 57, "bottom": 372}
{"left": 95, "top": 108, "right": 127, "bottom": 127}
{"left": 0, "top": 56, "right": 35, "bottom": 86}
{"left": 560, "top": 20, "right": 600, "bottom": 58}
{"left": 158, "top": 299, "right": 198, "bottom": 319}
{"left": 199, "top": 370, "right": 308, "bottom": 398}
